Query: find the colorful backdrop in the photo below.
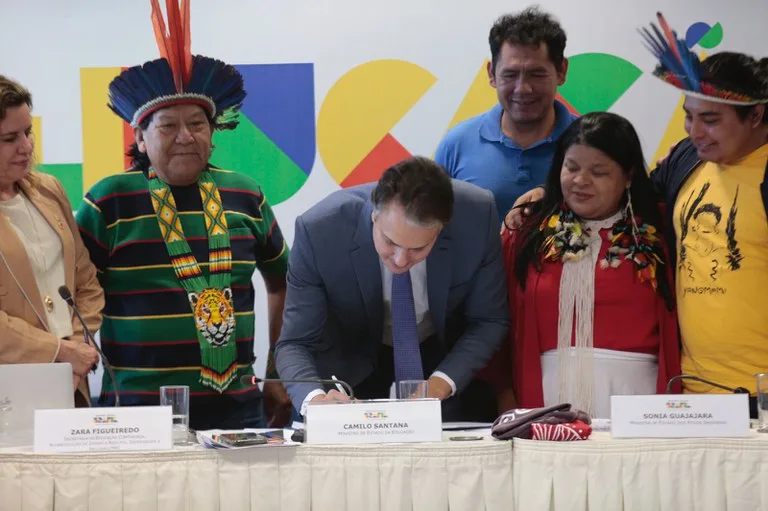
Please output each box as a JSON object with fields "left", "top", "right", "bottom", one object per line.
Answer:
{"left": 4, "top": 0, "right": 765, "bottom": 392}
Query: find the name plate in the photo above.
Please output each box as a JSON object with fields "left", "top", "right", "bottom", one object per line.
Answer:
{"left": 34, "top": 406, "right": 173, "bottom": 453}
{"left": 611, "top": 394, "right": 750, "bottom": 438}
{"left": 305, "top": 398, "right": 442, "bottom": 444}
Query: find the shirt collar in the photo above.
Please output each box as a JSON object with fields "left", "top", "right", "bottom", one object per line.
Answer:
{"left": 479, "top": 100, "right": 575, "bottom": 148}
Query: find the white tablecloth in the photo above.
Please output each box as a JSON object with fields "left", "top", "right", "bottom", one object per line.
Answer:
{"left": 0, "top": 438, "right": 513, "bottom": 511}
{"left": 514, "top": 431, "right": 768, "bottom": 511}
{"left": 4, "top": 431, "right": 768, "bottom": 510}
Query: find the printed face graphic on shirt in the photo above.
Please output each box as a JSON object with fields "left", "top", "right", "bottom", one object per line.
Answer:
{"left": 678, "top": 181, "right": 743, "bottom": 283}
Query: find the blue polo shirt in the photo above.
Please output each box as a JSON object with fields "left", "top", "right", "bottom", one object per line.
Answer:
{"left": 435, "top": 101, "right": 577, "bottom": 223}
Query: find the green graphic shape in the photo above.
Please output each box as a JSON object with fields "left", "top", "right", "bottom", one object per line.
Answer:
{"left": 210, "top": 116, "right": 309, "bottom": 204}
{"left": 699, "top": 23, "right": 724, "bottom": 49}
{"left": 38, "top": 163, "right": 84, "bottom": 208}
{"left": 559, "top": 53, "right": 643, "bottom": 113}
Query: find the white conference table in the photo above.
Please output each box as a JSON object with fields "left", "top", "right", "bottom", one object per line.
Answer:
{"left": 513, "top": 431, "right": 768, "bottom": 511}
{"left": 2, "top": 431, "right": 768, "bottom": 511}
{"left": 0, "top": 434, "right": 513, "bottom": 511}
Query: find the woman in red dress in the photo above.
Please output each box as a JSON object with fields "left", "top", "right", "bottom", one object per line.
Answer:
{"left": 485, "top": 112, "right": 681, "bottom": 418}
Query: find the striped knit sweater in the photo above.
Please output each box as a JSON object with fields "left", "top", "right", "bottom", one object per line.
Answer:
{"left": 76, "top": 167, "right": 288, "bottom": 413}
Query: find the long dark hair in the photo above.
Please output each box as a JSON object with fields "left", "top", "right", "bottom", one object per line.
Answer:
{"left": 513, "top": 111, "right": 673, "bottom": 309}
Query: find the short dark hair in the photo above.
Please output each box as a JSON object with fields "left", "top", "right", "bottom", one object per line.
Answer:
{"left": 489, "top": 6, "right": 567, "bottom": 73}
{"left": 702, "top": 52, "right": 768, "bottom": 124}
{"left": 372, "top": 156, "right": 454, "bottom": 225}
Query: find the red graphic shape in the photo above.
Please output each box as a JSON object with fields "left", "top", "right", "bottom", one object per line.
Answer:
{"left": 341, "top": 133, "right": 412, "bottom": 188}
{"left": 556, "top": 93, "right": 580, "bottom": 116}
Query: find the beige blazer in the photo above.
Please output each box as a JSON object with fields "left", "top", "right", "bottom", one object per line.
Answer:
{"left": 0, "top": 172, "right": 104, "bottom": 404}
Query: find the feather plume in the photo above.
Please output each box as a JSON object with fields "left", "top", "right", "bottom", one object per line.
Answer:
{"left": 148, "top": 0, "right": 192, "bottom": 92}
{"left": 165, "top": 0, "right": 184, "bottom": 91}
{"left": 640, "top": 12, "right": 701, "bottom": 92}
{"left": 181, "top": 0, "right": 192, "bottom": 86}
{"left": 150, "top": 0, "right": 170, "bottom": 62}
{"left": 641, "top": 15, "right": 765, "bottom": 104}
{"left": 655, "top": 13, "right": 683, "bottom": 66}
{"left": 107, "top": 0, "right": 245, "bottom": 129}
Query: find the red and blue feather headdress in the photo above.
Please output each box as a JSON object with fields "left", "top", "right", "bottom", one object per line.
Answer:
{"left": 108, "top": 0, "right": 245, "bottom": 129}
{"left": 640, "top": 12, "right": 768, "bottom": 106}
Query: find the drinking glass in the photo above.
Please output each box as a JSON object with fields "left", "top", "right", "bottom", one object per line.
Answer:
{"left": 756, "top": 374, "right": 768, "bottom": 432}
{"left": 398, "top": 380, "right": 429, "bottom": 400}
{"left": 160, "top": 385, "right": 190, "bottom": 444}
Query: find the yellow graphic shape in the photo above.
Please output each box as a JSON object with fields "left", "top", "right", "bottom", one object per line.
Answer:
{"left": 32, "top": 116, "right": 43, "bottom": 164}
{"left": 318, "top": 60, "right": 436, "bottom": 182}
{"left": 650, "top": 52, "right": 707, "bottom": 169}
{"left": 650, "top": 95, "right": 689, "bottom": 168}
{"left": 444, "top": 59, "right": 497, "bottom": 132}
{"left": 81, "top": 67, "right": 125, "bottom": 190}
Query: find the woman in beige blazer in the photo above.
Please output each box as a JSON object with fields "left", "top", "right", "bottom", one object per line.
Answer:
{"left": 0, "top": 75, "right": 104, "bottom": 406}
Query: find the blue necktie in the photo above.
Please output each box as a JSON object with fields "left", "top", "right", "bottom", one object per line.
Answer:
{"left": 391, "top": 270, "right": 424, "bottom": 393}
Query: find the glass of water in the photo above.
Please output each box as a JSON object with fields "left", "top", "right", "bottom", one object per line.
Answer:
{"left": 398, "top": 380, "right": 429, "bottom": 400}
{"left": 756, "top": 374, "right": 768, "bottom": 433}
{"left": 160, "top": 385, "right": 190, "bottom": 444}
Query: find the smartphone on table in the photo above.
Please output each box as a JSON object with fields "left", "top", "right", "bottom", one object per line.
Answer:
{"left": 212, "top": 432, "right": 268, "bottom": 447}
{"left": 212, "top": 430, "right": 285, "bottom": 447}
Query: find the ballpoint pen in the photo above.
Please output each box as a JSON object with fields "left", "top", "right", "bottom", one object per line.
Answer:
{"left": 331, "top": 375, "right": 349, "bottom": 396}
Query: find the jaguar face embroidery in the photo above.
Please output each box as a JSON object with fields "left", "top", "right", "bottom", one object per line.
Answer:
{"left": 189, "top": 287, "right": 235, "bottom": 347}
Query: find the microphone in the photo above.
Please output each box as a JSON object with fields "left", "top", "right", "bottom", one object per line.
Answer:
{"left": 666, "top": 374, "right": 750, "bottom": 395}
{"left": 58, "top": 286, "right": 121, "bottom": 407}
{"left": 239, "top": 375, "right": 355, "bottom": 399}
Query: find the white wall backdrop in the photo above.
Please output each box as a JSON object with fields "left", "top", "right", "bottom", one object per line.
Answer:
{"left": 2, "top": 0, "right": 766, "bottom": 395}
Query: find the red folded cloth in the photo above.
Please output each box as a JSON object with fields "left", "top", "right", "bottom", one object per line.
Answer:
{"left": 531, "top": 419, "right": 592, "bottom": 441}
{"left": 491, "top": 403, "right": 592, "bottom": 441}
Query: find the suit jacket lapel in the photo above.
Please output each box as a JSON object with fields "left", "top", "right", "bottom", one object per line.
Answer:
{"left": 351, "top": 201, "right": 383, "bottom": 349}
{"left": 427, "top": 228, "right": 451, "bottom": 341}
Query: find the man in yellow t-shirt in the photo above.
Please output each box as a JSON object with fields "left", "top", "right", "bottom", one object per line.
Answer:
{"left": 674, "top": 145, "right": 768, "bottom": 394}
{"left": 648, "top": 49, "right": 768, "bottom": 418}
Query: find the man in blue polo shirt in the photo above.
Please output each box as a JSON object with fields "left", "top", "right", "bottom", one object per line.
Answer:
{"left": 436, "top": 7, "right": 577, "bottom": 225}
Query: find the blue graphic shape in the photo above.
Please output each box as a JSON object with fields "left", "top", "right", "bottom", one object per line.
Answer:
{"left": 685, "top": 22, "right": 711, "bottom": 48}
{"left": 236, "top": 63, "right": 316, "bottom": 175}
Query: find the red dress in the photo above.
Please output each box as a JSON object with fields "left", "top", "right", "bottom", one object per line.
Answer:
{"left": 481, "top": 227, "right": 682, "bottom": 408}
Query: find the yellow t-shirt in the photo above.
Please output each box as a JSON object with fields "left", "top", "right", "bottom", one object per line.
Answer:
{"left": 674, "top": 144, "right": 768, "bottom": 394}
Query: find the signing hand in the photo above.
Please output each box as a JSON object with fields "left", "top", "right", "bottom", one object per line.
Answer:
{"left": 310, "top": 390, "right": 352, "bottom": 404}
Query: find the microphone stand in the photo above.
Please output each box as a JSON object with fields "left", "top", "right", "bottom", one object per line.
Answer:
{"left": 666, "top": 374, "right": 750, "bottom": 395}
{"left": 59, "top": 287, "right": 121, "bottom": 407}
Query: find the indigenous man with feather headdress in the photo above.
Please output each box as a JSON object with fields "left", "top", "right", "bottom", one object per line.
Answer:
{"left": 641, "top": 14, "right": 768, "bottom": 415}
{"left": 76, "top": 0, "right": 292, "bottom": 429}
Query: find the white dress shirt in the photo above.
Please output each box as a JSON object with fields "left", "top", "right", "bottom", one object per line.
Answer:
{"left": 301, "top": 259, "right": 456, "bottom": 415}
{"left": 0, "top": 193, "right": 72, "bottom": 340}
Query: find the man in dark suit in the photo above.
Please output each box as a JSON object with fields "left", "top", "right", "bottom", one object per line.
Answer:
{"left": 274, "top": 156, "right": 509, "bottom": 420}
